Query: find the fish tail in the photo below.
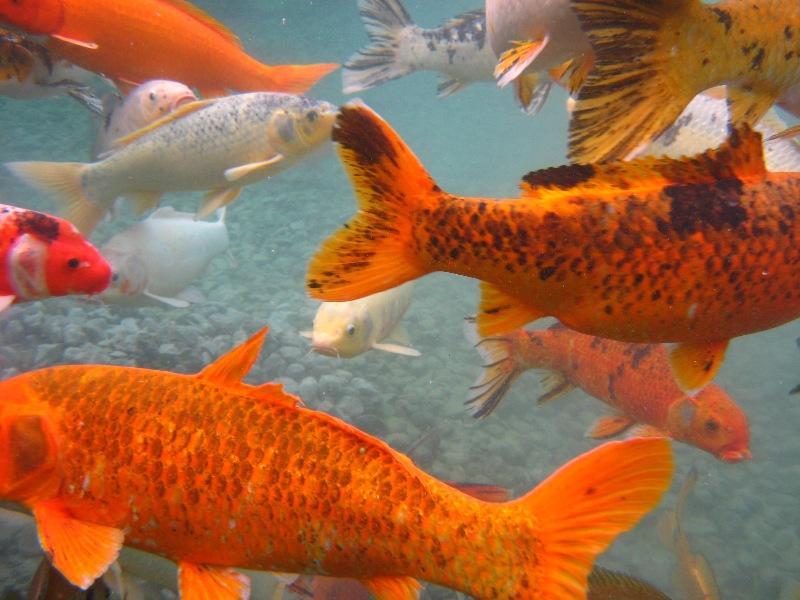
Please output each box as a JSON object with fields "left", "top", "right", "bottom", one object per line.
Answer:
{"left": 342, "top": 0, "right": 416, "bottom": 94}
{"left": 5, "top": 161, "right": 105, "bottom": 236}
{"left": 504, "top": 438, "right": 673, "bottom": 598}
{"left": 255, "top": 63, "right": 340, "bottom": 95}
{"left": 568, "top": 0, "right": 697, "bottom": 163}
{"left": 306, "top": 101, "right": 435, "bottom": 301}
{"left": 464, "top": 317, "right": 523, "bottom": 419}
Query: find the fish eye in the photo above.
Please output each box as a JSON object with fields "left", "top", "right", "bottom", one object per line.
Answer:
{"left": 66, "top": 258, "right": 80, "bottom": 269}
{"left": 149, "top": 91, "right": 156, "bottom": 101}
{"left": 307, "top": 110, "right": 318, "bottom": 122}
{"left": 111, "top": 272, "right": 119, "bottom": 283}
{"left": 346, "top": 324, "right": 356, "bottom": 336}
{"left": 704, "top": 419, "right": 719, "bottom": 433}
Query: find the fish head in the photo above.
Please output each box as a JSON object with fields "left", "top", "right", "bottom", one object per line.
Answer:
{"left": 0, "top": 375, "right": 60, "bottom": 503}
{"left": 128, "top": 79, "right": 197, "bottom": 124}
{"left": 669, "top": 387, "right": 751, "bottom": 462}
{"left": 98, "top": 251, "right": 148, "bottom": 302}
{"left": 41, "top": 224, "right": 112, "bottom": 297}
{"left": 0, "top": 0, "right": 64, "bottom": 35}
{"left": 267, "top": 98, "right": 337, "bottom": 156}
{"left": 310, "top": 301, "right": 372, "bottom": 358}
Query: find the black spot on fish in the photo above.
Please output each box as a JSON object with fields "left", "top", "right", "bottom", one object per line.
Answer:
{"left": 522, "top": 164, "right": 596, "bottom": 191}
{"left": 785, "top": 25, "right": 795, "bottom": 40}
{"left": 750, "top": 47, "right": 765, "bottom": 71}
{"left": 427, "top": 40, "right": 436, "bottom": 52}
{"left": 15, "top": 210, "right": 60, "bottom": 242}
{"left": 666, "top": 179, "right": 748, "bottom": 235}
{"left": 333, "top": 106, "right": 397, "bottom": 166}
{"left": 711, "top": 7, "right": 732, "bottom": 33}
{"left": 539, "top": 266, "right": 556, "bottom": 281}
{"left": 630, "top": 345, "right": 653, "bottom": 369}
{"left": 447, "top": 48, "right": 456, "bottom": 65}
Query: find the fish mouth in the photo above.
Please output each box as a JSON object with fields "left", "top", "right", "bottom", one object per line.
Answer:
{"left": 171, "top": 93, "right": 197, "bottom": 111}
{"left": 718, "top": 448, "right": 752, "bottom": 462}
{"left": 311, "top": 344, "right": 340, "bottom": 358}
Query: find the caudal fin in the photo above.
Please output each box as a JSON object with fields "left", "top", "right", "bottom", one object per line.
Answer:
{"left": 256, "top": 63, "right": 339, "bottom": 95}
{"left": 342, "top": 0, "right": 415, "bottom": 94}
{"left": 507, "top": 437, "right": 673, "bottom": 598}
{"left": 306, "top": 102, "right": 435, "bottom": 301}
{"left": 568, "top": 0, "right": 697, "bottom": 163}
{"left": 5, "top": 161, "right": 105, "bottom": 236}
{"left": 464, "top": 317, "right": 523, "bottom": 418}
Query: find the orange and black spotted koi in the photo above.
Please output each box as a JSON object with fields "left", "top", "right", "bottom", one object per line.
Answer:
{"left": 307, "top": 102, "right": 800, "bottom": 391}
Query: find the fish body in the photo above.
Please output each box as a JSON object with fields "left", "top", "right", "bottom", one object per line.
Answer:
{"left": 568, "top": 0, "right": 800, "bottom": 162}
{"left": 0, "top": 0, "right": 337, "bottom": 97}
{"left": 587, "top": 567, "right": 672, "bottom": 600}
{"left": 0, "top": 28, "right": 100, "bottom": 112}
{"left": 99, "top": 206, "right": 228, "bottom": 307}
{"left": 306, "top": 282, "right": 419, "bottom": 358}
{"left": 486, "top": 0, "right": 592, "bottom": 98}
{"left": 644, "top": 88, "right": 800, "bottom": 172}
{"left": 467, "top": 324, "right": 751, "bottom": 462}
{"left": 6, "top": 92, "right": 337, "bottom": 234}
{"left": 0, "top": 203, "right": 110, "bottom": 311}
{"left": 93, "top": 80, "right": 197, "bottom": 159}
{"left": 307, "top": 103, "right": 800, "bottom": 391}
{"left": 0, "top": 328, "right": 673, "bottom": 599}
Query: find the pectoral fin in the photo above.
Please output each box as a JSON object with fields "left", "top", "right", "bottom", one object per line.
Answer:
{"left": 436, "top": 76, "right": 468, "bottom": 98}
{"left": 0, "top": 295, "right": 15, "bottom": 312}
{"left": 668, "top": 340, "right": 728, "bottom": 392}
{"left": 494, "top": 37, "right": 548, "bottom": 88}
{"left": 224, "top": 155, "right": 284, "bottom": 182}
{"left": 126, "top": 191, "right": 163, "bottom": 215}
{"left": 198, "top": 187, "right": 242, "bottom": 219}
{"left": 513, "top": 73, "right": 551, "bottom": 115}
{"left": 178, "top": 562, "right": 250, "bottom": 600}
{"left": 371, "top": 342, "right": 421, "bottom": 357}
{"left": 585, "top": 414, "right": 635, "bottom": 439}
{"left": 727, "top": 85, "right": 778, "bottom": 126}
{"left": 476, "top": 281, "right": 545, "bottom": 336}
{"left": 361, "top": 576, "right": 421, "bottom": 600}
{"left": 143, "top": 290, "right": 190, "bottom": 308}
{"left": 768, "top": 123, "right": 800, "bottom": 141}
{"left": 174, "top": 287, "right": 206, "bottom": 304}
{"left": 536, "top": 372, "right": 574, "bottom": 404}
{"left": 51, "top": 34, "right": 99, "bottom": 50}
{"left": 627, "top": 424, "right": 669, "bottom": 438}
{"left": 387, "top": 323, "right": 411, "bottom": 345}
{"left": 34, "top": 501, "right": 124, "bottom": 590}
{"left": 299, "top": 330, "right": 313, "bottom": 339}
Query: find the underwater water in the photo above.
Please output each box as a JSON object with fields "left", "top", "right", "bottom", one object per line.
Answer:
{"left": 0, "top": 1, "right": 799, "bottom": 598}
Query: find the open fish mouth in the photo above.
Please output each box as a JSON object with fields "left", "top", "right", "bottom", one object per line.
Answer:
{"left": 719, "top": 448, "right": 752, "bottom": 462}
{"left": 171, "top": 92, "right": 198, "bottom": 111}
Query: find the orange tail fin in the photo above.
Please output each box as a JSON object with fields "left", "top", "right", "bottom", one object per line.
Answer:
{"left": 256, "top": 62, "right": 340, "bottom": 94}
{"left": 503, "top": 438, "right": 673, "bottom": 598}
{"left": 306, "top": 101, "right": 436, "bottom": 301}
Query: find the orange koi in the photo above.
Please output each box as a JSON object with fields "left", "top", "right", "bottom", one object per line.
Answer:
{"left": 0, "top": 328, "right": 673, "bottom": 599}
{"left": 567, "top": 0, "right": 800, "bottom": 162}
{"left": 467, "top": 323, "right": 751, "bottom": 462}
{"left": 0, "top": 0, "right": 338, "bottom": 97}
{"left": 306, "top": 103, "right": 800, "bottom": 391}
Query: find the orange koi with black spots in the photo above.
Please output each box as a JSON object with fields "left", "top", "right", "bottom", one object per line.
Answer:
{"left": 306, "top": 103, "right": 800, "bottom": 391}
{"left": 0, "top": 328, "right": 673, "bottom": 600}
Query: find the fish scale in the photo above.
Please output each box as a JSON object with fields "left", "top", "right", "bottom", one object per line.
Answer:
{"left": 0, "top": 329, "right": 673, "bottom": 599}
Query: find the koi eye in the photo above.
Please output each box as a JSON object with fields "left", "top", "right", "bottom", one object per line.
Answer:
{"left": 346, "top": 324, "right": 356, "bottom": 336}
{"left": 66, "top": 258, "right": 80, "bottom": 269}
{"left": 111, "top": 272, "right": 119, "bottom": 283}
{"left": 704, "top": 419, "right": 719, "bottom": 433}
{"left": 149, "top": 92, "right": 156, "bottom": 101}
{"left": 307, "top": 110, "right": 318, "bottom": 122}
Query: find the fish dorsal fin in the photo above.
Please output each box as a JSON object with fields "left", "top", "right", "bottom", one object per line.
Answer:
{"left": 442, "top": 10, "right": 485, "bottom": 30}
{"left": 197, "top": 328, "right": 268, "bottom": 386}
{"left": 157, "top": 0, "right": 242, "bottom": 47}
{"left": 111, "top": 99, "right": 217, "bottom": 149}
{"left": 246, "top": 382, "right": 303, "bottom": 409}
{"left": 520, "top": 124, "right": 766, "bottom": 201}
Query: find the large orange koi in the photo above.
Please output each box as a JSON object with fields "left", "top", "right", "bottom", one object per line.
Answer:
{"left": 0, "top": 328, "right": 673, "bottom": 599}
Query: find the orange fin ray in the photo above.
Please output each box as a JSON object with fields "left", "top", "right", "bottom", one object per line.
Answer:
{"left": 514, "top": 73, "right": 551, "bottom": 115}
{"left": 476, "top": 281, "right": 545, "bottom": 336}
{"left": 360, "top": 576, "right": 421, "bottom": 600}
{"left": 727, "top": 84, "right": 779, "bottom": 126}
{"left": 494, "top": 37, "right": 548, "bottom": 88}
{"left": 197, "top": 328, "right": 268, "bottom": 384}
{"left": 510, "top": 437, "right": 673, "bottom": 598}
{"left": 306, "top": 101, "right": 432, "bottom": 302}
{"left": 586, "top": 414, "right": 635, "bottom": 439}
{"left": 536, "top": 371, "right": 574, "bottom": 404}
{"left": 464, "top": 317, "right": 522, "bottom": 418}
{"left": 178, "top": 562, "right": 250, "bottom": 600}
{"left": 668, "top": 340, "right": 728, "bottom": 392}
{"left": 158, "top": 0, "right": 242, "bottom": 47}
{"left": 34, "top": 502, "right": 124, "bottom": 590}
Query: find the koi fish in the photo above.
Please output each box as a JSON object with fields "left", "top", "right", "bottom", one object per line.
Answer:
{"left": 658, "top": 468, "right": 722, "bottom": 600}
{"left": 99, "top": 207, "right": 228, "bottom": 308}
{"left": 0, "top": 203, "right": 110, "bottom": 312}
{"left": 466, "top": 323, "right": 751, "bottom": 462}
{"left": 302, "top": 282, "right": 420, "bottom": 358}
{"left": 93, "top": 80, "right": 197, "bottom": 159}
{"left": 0, "top": 327, "right": 673, "bottom": 599}
{"left": 306, "top": 102, "right": 800, "bottom": 392}
{"left": 486, "top": 0, "right": 593, "bottom": 101}
{"left": 587, "top": 567, "right": 672, "bottom": 600}
{"left": 643, "top": 88, "right": 800, "bottom": 173}
{"left": 567, "top": 0, "right": 800, "bottom": 163}
{"left": 0, "top": 0, "right": 338, "bottom": 97}
{"left": 6, "top": 93, "right": 336, "bottom": 235}
{"left": 344, "top": 0, "right": 542, "bottom": 114}
{"left": 0, "top": 28, "right": 101, "bottom": 113}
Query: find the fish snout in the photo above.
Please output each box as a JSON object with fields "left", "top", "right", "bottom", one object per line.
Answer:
{"left": 718, "top": 447, "right": 752, "bottom": 462}
{"left": 171, "top": 92, "right": 197, "bottom": 111}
